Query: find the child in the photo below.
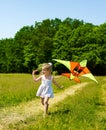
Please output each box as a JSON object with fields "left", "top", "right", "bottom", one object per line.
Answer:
{"left": 32, "top": 63, "right": 63, "bottom": 117}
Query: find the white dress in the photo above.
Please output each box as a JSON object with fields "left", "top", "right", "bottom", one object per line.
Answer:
{"left": 36, "top": 75, "right": 54, "bottom": 98}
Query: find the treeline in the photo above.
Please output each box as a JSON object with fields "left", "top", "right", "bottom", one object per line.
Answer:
{"left": 0, "top": 18, "right": 106, "bottom": 75}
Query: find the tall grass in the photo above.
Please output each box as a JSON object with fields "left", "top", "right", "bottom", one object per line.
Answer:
{"left": 9, "top": 76, "right": 106, "bottom": 130}
{"left": 0, "top": 74, "right": 106, "bottom": 129}
{"left": 0, "top": 74, "right": 36, "bottom": 108}
{"left": 0, "top": 74, "right": 72, "bottom": 108}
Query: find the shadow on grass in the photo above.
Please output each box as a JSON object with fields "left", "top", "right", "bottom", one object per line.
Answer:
{"left": 48, "top": 108, "right": 71, "bottom": 115}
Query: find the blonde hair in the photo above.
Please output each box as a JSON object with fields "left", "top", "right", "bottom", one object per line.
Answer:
{"left": 42, "top": 63, "right": 52, "bottom": 72}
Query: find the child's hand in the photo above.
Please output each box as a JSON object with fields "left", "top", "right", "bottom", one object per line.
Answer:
{"left": 32, "top": 70, "right": 38, "bottom": 75}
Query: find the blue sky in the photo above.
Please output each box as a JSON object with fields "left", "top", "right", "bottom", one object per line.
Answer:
{"left": 0, "top": 0, "right": 106, "bottom": 39}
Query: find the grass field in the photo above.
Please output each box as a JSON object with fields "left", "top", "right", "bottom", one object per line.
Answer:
{"left": 0, "top": 74, "right": 72, "bottom": 108}
{"left": 0, "top": 74, "right": 106, "bottom": 130}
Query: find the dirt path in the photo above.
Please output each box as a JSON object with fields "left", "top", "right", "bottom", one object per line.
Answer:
{"left": 0, "top": 82, "right": 88, "bottom": 130}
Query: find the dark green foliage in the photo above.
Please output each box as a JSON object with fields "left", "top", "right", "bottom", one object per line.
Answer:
{"left": 0, "top": 18, "right": 106, "bottom": 75}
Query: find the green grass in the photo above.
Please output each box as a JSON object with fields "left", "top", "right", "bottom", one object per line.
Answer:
{"left": 0, "top": 74, "right": 36, "bottom": 108}
{"left": 0, "top": 74, "right": 72, "bottom": 108}
{"left": 0, "top": 74, "right": 106, "bottom": 130}
{"left": 8, "top": 76, "right": 106, "bottom": 130}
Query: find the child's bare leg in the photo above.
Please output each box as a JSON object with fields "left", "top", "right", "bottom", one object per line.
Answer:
{"left": 41, "top": 98, "right": 44, "bottom": 105}
{"left": 44, "top": 97, "right": 49, "bottom": 116}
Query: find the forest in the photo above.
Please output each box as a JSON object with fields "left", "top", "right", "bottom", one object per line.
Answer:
{"left": 0, "top": 17, "right": 106, "bottom": 75}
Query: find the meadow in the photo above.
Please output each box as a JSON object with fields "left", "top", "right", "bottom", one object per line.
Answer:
{"left": 0, "top": 74, "right": 106, "bottom": 130}
{"left": 0, "top": 74, "right": 72, "bottom": 108}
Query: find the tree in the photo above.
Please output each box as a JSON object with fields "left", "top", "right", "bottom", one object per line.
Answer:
{"left": 0, "top": 18, "right": 106, "bottom": 75}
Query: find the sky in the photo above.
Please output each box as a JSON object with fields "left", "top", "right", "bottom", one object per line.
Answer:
{"left": 0, "top": 0, "right": 106, "bottom": 39}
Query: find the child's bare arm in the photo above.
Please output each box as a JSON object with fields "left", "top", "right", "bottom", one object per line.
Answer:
{"left": 32, "top": 70, "right": 42, "bottom": 82}
{"left": 52, "top": 77, "right": 63, "bottom": 88}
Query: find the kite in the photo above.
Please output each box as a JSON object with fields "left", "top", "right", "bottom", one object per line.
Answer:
{"left": 53, "top": 59, "right": 98, "bottom": 83}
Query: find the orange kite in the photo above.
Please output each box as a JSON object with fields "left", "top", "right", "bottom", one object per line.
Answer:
{"left": 53, "top": 59, "right": 98, "bottom": 83}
